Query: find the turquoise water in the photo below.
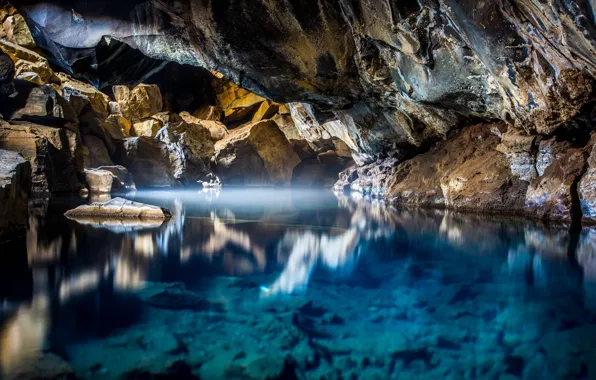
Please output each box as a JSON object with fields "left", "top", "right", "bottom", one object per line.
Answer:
{"left": 1, "top": 189, "right": 596, "bottom": 379}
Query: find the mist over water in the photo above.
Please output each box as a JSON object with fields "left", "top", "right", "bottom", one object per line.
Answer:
{"left": 1, "top": 189, "right": 596, "bottom": 379}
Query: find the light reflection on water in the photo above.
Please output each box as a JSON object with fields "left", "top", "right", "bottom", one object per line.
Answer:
{"left": 1, "top": 189, "right": 596, "bottom": 379}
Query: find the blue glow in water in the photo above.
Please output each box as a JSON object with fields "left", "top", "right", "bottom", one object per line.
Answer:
{"left": 1, "top": 189, "right": 596, "bottom": 379}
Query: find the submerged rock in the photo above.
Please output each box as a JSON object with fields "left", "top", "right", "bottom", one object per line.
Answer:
{"left": 65, "top": 197, "right": 171, "bottom": 220}
{"left": 0, "top": 149, "right": 31, "bottom": 235}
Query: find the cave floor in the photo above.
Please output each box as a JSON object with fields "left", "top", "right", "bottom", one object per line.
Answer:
{"left": 1, "top": 189, "right": 596, "bottom": 379}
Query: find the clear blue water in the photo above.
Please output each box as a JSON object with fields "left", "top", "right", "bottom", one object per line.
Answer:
{"left": 1, "top": 189, "right": 596, "bottom": 379}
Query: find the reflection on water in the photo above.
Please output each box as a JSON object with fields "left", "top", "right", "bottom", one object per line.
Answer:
{"left": 1, "top": 189, "right": 596, "bottom": 379}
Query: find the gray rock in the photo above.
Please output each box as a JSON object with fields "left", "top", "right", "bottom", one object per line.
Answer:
{"left": 65, "top": 197, "right": 171, "bottom": 220}
{"left": 0, "top": 149, "right": 31, "bottom": 236}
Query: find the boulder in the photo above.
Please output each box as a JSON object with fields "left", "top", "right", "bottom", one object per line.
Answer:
{"left": 132, "top": 118, "right": 163, "bottom": 137}
{"left": 84, "top": 166, "right": 135, "bottom": 194}
{"left": 65, "top": 197, "right": 171, "bottom": 220}
{"left": 336, "top": 157, "right": 400, "bottom": 198}
{"left": 214, "top": 120, "right": 301, "bottom": 186}
{"left": 56, "top": 72, "right": 109, "bottom": 114}
{"left": 0, "top": 49, "right": 14, "bottom": 98}
{"left": 113, "top": 84, "right": 163, "bottom": 121}
{"left": 0, "top": 40, "right": 55, "bottom": 85}
{"left": 82, "top": 135, "right": 113, "bottom": 168}
{"left": 5, "top": 83, "right": 78, "bottom": 124}
{"left": 525, "top": 140, "right": 587, "bottom": 222}
{"left": 192, "top": 104, "right": 222, "bottom": 121}
{"left": 496, "top": 129, "right": 538, "bottom": 181}
{"left": 251, "top": 100, "right": 280, "bottom": 123}
{"left": 0, "top": 122, "right": 83, "bottom": 193}
{"left": 117, "top": 137, "right": 177, "bottom": 188}
{"left": 180, "top": 111, "right": 228, "bottom": 141}
{"left": 106, "top": 114, "right": 132, "bottom": 138}
{"left": 0, "top": 149, "right": 31, "bottom": 235}
{"left": 156, "top": 120, "right": 214, "bottom": 184}
{"left": 2, "top": 14, "right": 35, "bottom": 48}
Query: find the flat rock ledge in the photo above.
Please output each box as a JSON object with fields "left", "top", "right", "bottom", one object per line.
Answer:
{"left": 64, "top": 197, "right": 171, "bottom": 220}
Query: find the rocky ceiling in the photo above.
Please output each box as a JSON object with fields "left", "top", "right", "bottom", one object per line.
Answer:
{"left": 12, "top": 0, "right": 595, "bottom": 163}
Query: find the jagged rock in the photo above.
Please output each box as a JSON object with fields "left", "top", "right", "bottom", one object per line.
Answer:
{"left": 155, "top": 120, "right": 214, "bottom": 184}
{"left": 132, "top": 118, "right": 163, "bottom": 137}
{"left": 387, "top": 124, "right": 529, "bottom": 213}
{"left": 0, "top": 121, "right": 83, "bottom": 193}
{"left": 82, "top": 135, "right": 113, "bottom": 168}
{"left": 214, "top": 120, "right": 301, "bottom": 186}
{"left": 113, "top": 84, "right": 163, "bottom": 121}
{"left": 56, "top": 72, "right": 109, "bottom": 114}
{"left": 0, "top": 39, "right": 54, "bottom": 85}
{"left": 151, "top": 111, "right": 183, "bottom": 125}
{"left": 65, "top": 197, "right": 171, "bottom": 220}
{"left": 251, "top": 100, "right": 280, "bottom": 123}
{"left": 496, "top": 129, "right": 538, "bottom": 182}
{"left": 84, "top": 166, "right": 135, "bottom": 194}
{"left": 117, "top": 137, "right": 177, "bottom": 188}
{"left": 0, "top": 149, "right": 30, "bottom": 235}
{"left": 336, "top": 158, "right": 400, "bottom": 198}
{"left": 0, "top": 48, "right": 14, "bottom": 97}
{"left": 273, "top": 114, "right": 301, "bottom": 141}
{"left": 216, "top": 80, "right": 266, "bottom": 122}
{"left": 192, "top": 104, "right": 222, "bottom": 121}
{"left": 3, "top": 14, "right": 35, "bottom": 48}
{"left": 180, "top": 111, "right": 228, "bottom": 141}
{"left": 4, "top": 82, "right": 78, "bottom": 124}
{"left": 579, "top": 136, "right": 596, "bottom": 225}
{"left": 292, "top": 151, "right": 354, "bottom": 188}
{"left": 106, "top": 114, "right": 132, "bottom": 138}
{"left": 525, "top": 140, "right": 588, "bottom": 222}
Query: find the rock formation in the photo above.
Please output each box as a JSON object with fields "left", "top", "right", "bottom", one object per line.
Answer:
{"left": 0, "top": 149, "right": 30, "bottom": 235}
{"left": 65, "top": 197, "right": 172, "bottom": 220}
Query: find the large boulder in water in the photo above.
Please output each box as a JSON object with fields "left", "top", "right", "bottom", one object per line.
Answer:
{"left": 65, "top": 197, "right": 171, "bottom": 220}
{"left": 0, "top": 149, "right": 31, "bottom": 236}
{"left": 214, "top": 120, "right": 301, "bottom": 186}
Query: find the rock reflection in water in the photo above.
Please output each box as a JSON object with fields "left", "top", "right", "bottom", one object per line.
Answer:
{"left": 3, "top": 189, "right": 596, "bottom": 378}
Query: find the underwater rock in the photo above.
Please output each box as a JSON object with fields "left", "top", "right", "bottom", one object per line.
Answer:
{"left": 2, "top": 353, "right": 77, "bottom": 380}
{"left": 0, "top": 149, "right": 30, "bottom": 235}
{"left": 136, "top": 282, "right": 225, "bottom": 311}
{"left": 65, "top": 197, "right": 171, "bottom": 220}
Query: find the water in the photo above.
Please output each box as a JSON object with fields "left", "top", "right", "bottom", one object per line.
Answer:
{"left": 1, "top": 189, "right": 596, "bottom": 379}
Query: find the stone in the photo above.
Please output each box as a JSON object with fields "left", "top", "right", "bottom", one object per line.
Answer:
{"left": 251, "top": 100, "right": 279, "bottom": 123}
{"left": 56, "top": 72, "right": 109, "bottom": 114}
{"left": 117, "top": 137, "right": 177, "bottom": 188}
{"left": 84, "top": 166, "right": 135, "bottom": 194}
{"left": 132, "top": 118, "right": 163, "bottom": 137}
{"left": 192, "top": 104, "right": 222, "bottom": 121}
{"left": 2, "top": 353, "right": 76, "bottom": 380}
{"left": 496, "top": 129, "right": 538, "bottom": 182}
{"left": 106, "top": 114, "right": 132, "bottom": 138}
{"left": 579, "top": 136, "right": 596, "bottom": 224}
{"left": 0, "top": 149, "right": 31, "bottom": 235}
{"left": 156, "top": 120, "right": 214, "bottom": 184}
{"left": 0, "top": 122, "right": 83, "bottom": 193}
{"left": 3, "top": 14, "right": 35, "bottom": 48}
{"left": 180, "top": 111, "right": 228, "bottom": 141}
{"left": 525, "top": 140, "right": 587, "bottom": 222}
{"left": 5, "top": 83, "right": 78, "bottom": 124}
{"left": 65, "top": 197, "right": 171, "bottom": 220}
{"left": 214, "top": 120, "right": 301, "bottom": 186}
{"left": 387, "top": 124, "right": 529, "bottom": 213}
{"left": 292, "top": 151, "right": 354, "bottom": 188}
{"left": 115, "top": 84, "right": 163, "bottom": 121}
{"left": 82, "top": 135, "right": 114, "bottom": 168}
{"left": 0, "top": 49, "right": 14, "bottom": 98}
{"left": 336, "top": 157, "right": 400, "bottom": 198}
{"left": 13, "top": 59, "right": 55, "bottom": 85}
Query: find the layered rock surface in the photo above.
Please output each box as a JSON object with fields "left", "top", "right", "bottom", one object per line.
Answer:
{"left": 0, "top": 148, "right": 30, "bottom": 234}
{"left": 65, "top": 197, "right": 172, "bottom": 220}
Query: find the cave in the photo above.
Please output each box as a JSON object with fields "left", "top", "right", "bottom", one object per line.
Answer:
{"left": 1, "top": 1, "right": 596, "bottom": 379}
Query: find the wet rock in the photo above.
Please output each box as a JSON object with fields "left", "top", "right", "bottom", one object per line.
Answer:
{"left": 65, "top": 197, "right": 171, "bottom": 220}
{"left": 496, "top": 129, "right": 537, "bottom": 182}
{"left": 155, "top": 120, "right": 214, "bottom": 184}
{"left": 0, "top": 121, "right": 83, "bottom": 193}
{"left": 84, "top": 166, "right": 135, "bottom": 194}
{"left": 292, "top": 151, "right": 354, "bottom": 188}
{"left": 0, "top": 40, "right": 54, "bottom": 86}
{"left": 5, "top": 83, "right": 78, "bottom": 124}
{"left": 0, "top": 149, "right": 31, "bottom": 235}
{"left": 214, "top": 120, "right": 301, "bottom": 186}
{"left": 117, "top": 137, "right": 177, "bottom": 188}
{"left": 336, "top": 157, "right": 399, "bottom": 198}
{"left": 56, "top": 72, "right": 109, "bottom": 114}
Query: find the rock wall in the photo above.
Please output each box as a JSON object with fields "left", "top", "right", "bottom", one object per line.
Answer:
{"left": 0, "top": 148, "right": 30, "bottom": 235}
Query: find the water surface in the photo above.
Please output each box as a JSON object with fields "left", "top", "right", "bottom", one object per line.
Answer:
{"left": 1, "top": 189, "right": 596, "bottom": 379}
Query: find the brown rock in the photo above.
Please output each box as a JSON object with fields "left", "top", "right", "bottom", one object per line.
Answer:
{"left": 292, "top": 151, "right": 353, "bottom": 188}
{"left": 13, "top": 59, "right": 55, "bottom": 84}
{"left": 132, "top": 118, "right": 163, "bottom": 137}
{"left": 214, "top": 120, "right": 301, "bottom": 186}
{"left": 130, "top": 84, "right": 163, "bottom": 120}
{"left": 579, "top": 136, "right": 596, "bottom": 224}
{"left": 192, "top": 104, "right": 222, "bottom": 121}
{"left": 65, "top": 197, "right": 171, "bottom": 220}
{"left": 84, "top": 168, "right": 114, "bottom": 194}
{"left": 3, "top": 14, "right": 35, "bottom": 48}
{"left": 0, "top": 149, "right": 31, "bottom": 235}
{"left": 251, "top": 100, "right": 279, "bottom": 123}
{"left": 56, "top": 72, "right": 109, "bottom": 114}
{"left": 180, "top": 111, "right": 228, "bottom": 141}
{"left": 525, "top": 139, "right": 587, "bottom": 222}
{"left": 156, "top": 120, "right": 214, "bottom": 184}
{"left": 106, "top": 114, "right": 132, "bottom": 138}
{"left": 82, "top": 135, "right": 113, "bottom": 168}
{"left": 117, "top": 137, "right": 177, "bottom": 188}
{"left": 388, "top": 123, "right": 528, "bottom": 213}
{"left": 8, "top": 83, "right": 78, "bottom": 123}
{"left": 496, "top": 128, "right": 537, "bottom": 181}
{"left": 0, "top": 122, "right": 83, "bottom": 193}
